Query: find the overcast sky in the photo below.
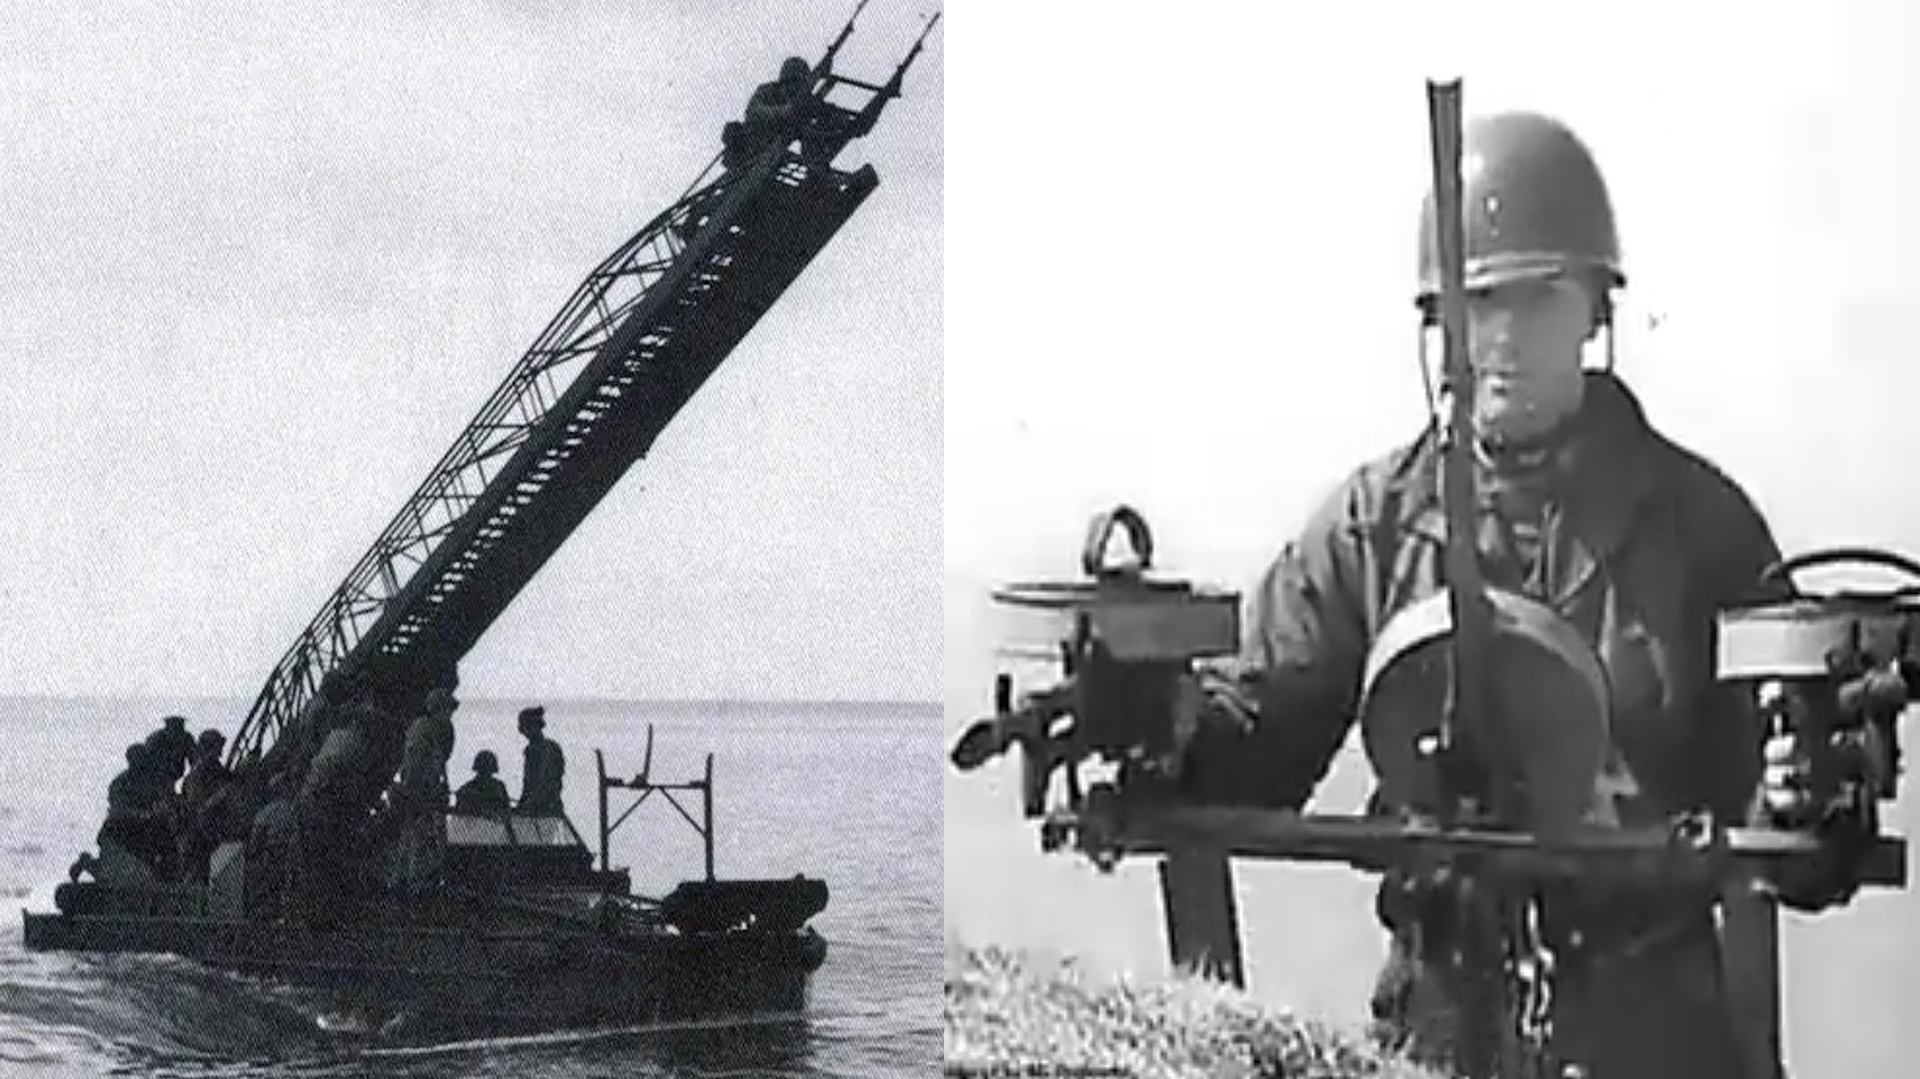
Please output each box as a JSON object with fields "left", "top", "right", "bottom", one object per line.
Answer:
{"left": 947, "top": 0, "right": 1920, "bottom": 708}
{"left": 0, "top": 1, "right": 941, "bottom": 702}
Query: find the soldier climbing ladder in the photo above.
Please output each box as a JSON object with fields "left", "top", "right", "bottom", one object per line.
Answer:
{"left": 226, "top": 8, "right": 940, "bottom": 798}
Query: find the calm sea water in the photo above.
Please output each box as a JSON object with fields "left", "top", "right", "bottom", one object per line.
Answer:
{"left": 0, "top": 696, "right": 938, "bottom": 1078}
{"left": 945, "top": 595, "right": 1920, "bottom": 1078}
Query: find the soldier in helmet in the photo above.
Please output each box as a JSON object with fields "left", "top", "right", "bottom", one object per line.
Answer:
{"left": 177, "top": 728, "right": 233, "bottom": 882}
{"left": 453, "top": 750, "right": 510, "bottom": 816}
{"left": 514, "top": 706, "right": 566, "bottom": 816}
{"left": 1175, "top": 111, "right": 1875, "bottom": 1079}
{"left": 263, "top": 669, "right": 353, "bottom": 793}
{"left": 290, "top": 698, "right": 383, "bottom": 925}
{"left": 721, "top": 56, "right": 818, "bottom": 170}
{"left": 77, "top": 742, "right": 176, "bottom": 882}
{"left": 385, "top": 686, "right": 459, "bottom": 903}
{"left": 143, "top": 714, "right": 196, "bottom": 792}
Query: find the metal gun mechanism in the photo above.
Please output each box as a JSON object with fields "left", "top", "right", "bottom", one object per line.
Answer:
{"left": 1719, "top": 547, "right": 1920, "bottom": 844}
{"left": 948, "top": 506, "right": 1240, "bottom": 861}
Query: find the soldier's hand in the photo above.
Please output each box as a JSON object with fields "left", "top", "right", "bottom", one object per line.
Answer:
{"left": 1760, "top": 729, "right": 1813, "bottom": 823}
{"left": 1762, "top": 793, "right": 1876, "bottom": 913}
{"left": 1162, "top": 667, "right": 1266, "bottom": 797}
{"left": 1170, "top": 669, "right": 1256, "bottom": 758}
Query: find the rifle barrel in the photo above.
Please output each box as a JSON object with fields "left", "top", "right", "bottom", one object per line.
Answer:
{"left": 1425, "top": 80, "right": 1498, "bottom": 819}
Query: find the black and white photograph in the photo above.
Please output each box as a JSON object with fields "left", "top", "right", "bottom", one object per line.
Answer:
{"left": 0, "top": 2, "right": 940, "bottom": 1076}
{"left": 946, "top": 4, "right": 1917, "bottom": 1078}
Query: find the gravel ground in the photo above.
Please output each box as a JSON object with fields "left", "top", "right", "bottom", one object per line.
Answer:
{"left": 945, "top": 944, "right": 1442, "bottom": 1079}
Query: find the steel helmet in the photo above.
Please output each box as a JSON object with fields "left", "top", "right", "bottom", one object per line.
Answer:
{"left": 1416, "top": 111, "right": 1624, "bottom": 322}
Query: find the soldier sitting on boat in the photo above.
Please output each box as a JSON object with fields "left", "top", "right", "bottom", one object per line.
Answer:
{"left": 69, "top": 742, "right": 181, "bottom": 885}
{"left": 180, "top": 729, "right": 229, "bottom": 806}
{"left": 143, "top": 714, "right": 196, "bottom": 796}
{"left": 244, "top": 772, "right": 295, "bottom": 917}
{"left": 110, "top": 742, "right": 177, "bottom": 878}
{"left": 176, "top": 728, "right": 233, "bottom": 882}
{"left": 190, "top": 750, "right": 264, "bottom": 892}
{"left": 453, "top": 750, "right": 510, "bottom": 816}
{"left": 515, "top": 706, "right": 565, "bottom": 815}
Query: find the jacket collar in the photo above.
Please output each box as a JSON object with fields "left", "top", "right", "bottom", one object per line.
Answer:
{"left": 1390, "top": 372, "right": 1662, "bottom": 596}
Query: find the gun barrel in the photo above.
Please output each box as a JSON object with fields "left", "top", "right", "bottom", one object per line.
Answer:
{"left": 821, "top": 0, "right": 871, "bottom": 71}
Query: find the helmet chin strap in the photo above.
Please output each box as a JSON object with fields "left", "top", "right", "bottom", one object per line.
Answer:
{"left": 1589, "top": 297, "right": 1618, "bottom": 374}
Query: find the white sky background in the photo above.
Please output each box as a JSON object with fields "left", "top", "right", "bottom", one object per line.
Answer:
{"left": 0, "top": 0, "right": 942, "bottom": 701}
{"left": 947, "top": 0, "right": 1920, "bottom": 706}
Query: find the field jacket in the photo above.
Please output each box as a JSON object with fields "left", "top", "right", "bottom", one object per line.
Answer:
{"left": 1187, "top": 372, "right": 1783, "bottom": 831}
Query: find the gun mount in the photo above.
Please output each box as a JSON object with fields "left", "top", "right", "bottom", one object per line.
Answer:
{"left": 948, "top": 506, "right": 1240, "bottom": 854}
{"left": 953, "top": 506, "right": 1915, "bottom": 858}
{"left": 949, "top": 504, "right": 1913, "bottom": 1078}
{"left": 1720, "top": 547, "right": 1920, "bottom": 819}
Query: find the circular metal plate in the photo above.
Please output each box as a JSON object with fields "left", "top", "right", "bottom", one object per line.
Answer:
{"left": 1359, "top": 589, "right": 1611, "bottom": 834}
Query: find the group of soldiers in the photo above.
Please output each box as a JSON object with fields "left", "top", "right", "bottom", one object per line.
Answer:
{"left": 74, "top": 674, "right": 569, "bottom": 928}
{"left": 72, "top": 714, "right": 236, "bottom": 887}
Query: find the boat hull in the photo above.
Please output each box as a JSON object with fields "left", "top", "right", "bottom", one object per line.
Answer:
{"left": 22, "top": 905, "right": 827, "bottom": 1038}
